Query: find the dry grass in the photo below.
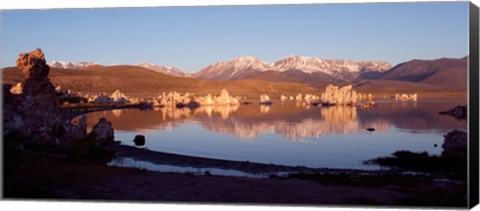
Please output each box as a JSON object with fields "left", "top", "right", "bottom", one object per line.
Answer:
{"left": 2, "top": 66, "right": 320, "bottom": 98}
{"left": 2, "top": 65, "right": 467, "bottom": 100}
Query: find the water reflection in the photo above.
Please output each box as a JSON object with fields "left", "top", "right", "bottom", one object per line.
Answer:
{"left": 83, "top": 101, "right": 465, "bottom": 141}
{"left": 193, "top": 104, "right": 240, "bottom": 119}
{"left": 81, "top": 101, "right": 466, "bottom": 169}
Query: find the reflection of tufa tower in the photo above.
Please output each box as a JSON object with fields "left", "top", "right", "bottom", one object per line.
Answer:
{"left": 260, "top": 105, "right": 270, "bottom": 114}
{"left": 320, "top": 106, "right": 358, "bottom": 134}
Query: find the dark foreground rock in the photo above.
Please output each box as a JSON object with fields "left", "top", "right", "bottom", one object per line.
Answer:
{"left": 365, "top": 129, "right": 467, "bottom": 179}
{"left": 3, "top": 49, "right": 65, "bottom": 144}
{"left": 442, "top": 130, "right": 467, "bottom": 160}
{"left": 439, "top": 105, "right": 467, "bottom": 120}
{"left": 89, "top": 118, "right": 115, "bottom": 144}
{"left": 3, "top": 49, "right": 114, "bottom": 146}
{"left": 133, "top": 135, "right": 146, "bottom": 146}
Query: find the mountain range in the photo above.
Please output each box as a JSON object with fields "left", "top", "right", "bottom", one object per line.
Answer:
{"left": 47, "top": 55, "right": 392, "bottom": 79}
{"left": 44, "top": 55, "right": 467, "bottom": 88}
{"left": 136, "top": 63, "right": 189, "bottom": 77}
{"left": 48, "top": 61, "right": 100, "bottom": 70}
{"left": 193, "top": 55, "right": 392, "bottom": 86}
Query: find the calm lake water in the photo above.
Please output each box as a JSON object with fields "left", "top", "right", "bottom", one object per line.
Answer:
{"left": 83, "top": 100, "right": 466, "bottom": 170}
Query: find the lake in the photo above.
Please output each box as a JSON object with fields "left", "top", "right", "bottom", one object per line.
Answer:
{"left": 82, "top": 100, "right": 467, "bottom": 170}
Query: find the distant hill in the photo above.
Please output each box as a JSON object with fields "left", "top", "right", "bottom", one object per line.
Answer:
{"left": 240, "top": 69, "right": 345, "bottom": 88}
{"left": 378, "top": 57, "right": 467, "bottom": 88}
{"left": 136, "top": 63, "right": 189, "bottom": 77}
{"left": 2, "top": 65, "right": 320, "bottom": 98}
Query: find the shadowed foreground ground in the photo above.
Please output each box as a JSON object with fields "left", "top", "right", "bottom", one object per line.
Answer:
{"left": 4, "top": 145, "right": 467, "bottom": 207}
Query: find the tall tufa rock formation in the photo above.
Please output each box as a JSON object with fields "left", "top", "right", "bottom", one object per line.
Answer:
{"left": 4, "top": 49, "right": 64, "bottom": 142}
{"left": 3, "top": 49, "right": 114, "bottom": 146}
{"left": 320, "top": 84, "right": 358, "bottom": 105}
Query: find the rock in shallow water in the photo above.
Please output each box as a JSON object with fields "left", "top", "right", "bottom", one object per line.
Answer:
{"left": 438, "top": 105, "right": 467, "bottom": 120}
{"left": 133, "top": 135, "right": 146, "bottom": 146}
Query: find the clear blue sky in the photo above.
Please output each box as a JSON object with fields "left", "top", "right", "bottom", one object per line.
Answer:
{"left": 1, "top": 2, "right": 469, "bottom": 72}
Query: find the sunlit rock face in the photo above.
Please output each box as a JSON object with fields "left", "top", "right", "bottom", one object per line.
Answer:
{"left": 156, "top": 91, "right": 192, "bottom": 107}
{"left": 17, "top": 49, "right": 50, "bottom": 80}
{"left": 10, "top": 82, "right": 23, "bottom": 94}
{"left": 320, "top": 84, "right": 358, "bottom": 105}
{"left": 260, "top": 94, "right": 271, "bottom": 104}
{"left": 394, "top": 93, "right": 418, "bottom": 101}
{"left": 213, "top": 89, "right": 240, "bottom": 105}
{"left": 195, "top": 89, "right": 241, "bottom": 106}
{"left": 91, "top": 90, "right": 131, "bottom": 104}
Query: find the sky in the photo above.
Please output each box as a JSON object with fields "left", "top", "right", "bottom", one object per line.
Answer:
{"left": 0, "top": 2, "right": 470, "bottom": 72}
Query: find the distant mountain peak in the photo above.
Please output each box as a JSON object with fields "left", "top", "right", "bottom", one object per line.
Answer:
{"left": 48, "top": 61, "right": 98, "bottom": 69}
{"left": 283, "top": 55, "right": 310, "bottom": 60}
{"left": 233, "top": 55, "right": 259, "bottom": 62}
{"left": 136, "top": 63, "right": 187, "bottom": 77}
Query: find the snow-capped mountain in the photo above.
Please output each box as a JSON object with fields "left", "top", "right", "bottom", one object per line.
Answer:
{"left": 48, "top": 61, "right": 98, "bottom": 69}
{"left": 47, "top": 55, "right": 392, "bottom": 85}
{"left": 194, "top": 55, "right": 392, "bottom": 81}
{"left": 193, "top": 56, "right": 274, "bottom": 80}
{"left": 273, "top": 55, "right": 391, "bottom": 74}
{"left": 136, "top": 63, "right": 188, "bottom": 77}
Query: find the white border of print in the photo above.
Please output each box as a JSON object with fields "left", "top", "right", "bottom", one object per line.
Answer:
{"left": 0, "top": 1, "right": 479, "bottom": 211}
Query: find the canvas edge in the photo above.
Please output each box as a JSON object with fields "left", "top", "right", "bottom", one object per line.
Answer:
{"left": 469, "top": 1, "right": 480, "bottom": 209}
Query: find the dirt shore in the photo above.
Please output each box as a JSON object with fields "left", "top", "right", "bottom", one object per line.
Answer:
{"left": 107, "top": 144, "right": 390, "bottom": 175}
{"left": 4, "top": 143, "right": 467, "bottom": 207}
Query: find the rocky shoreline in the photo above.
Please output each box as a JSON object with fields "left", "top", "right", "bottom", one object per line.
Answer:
{"left": 4, "top": 141, "right": 467, "bottom": 206}
{"left": 106, "top": 143, "right": 410, "bottom": 177}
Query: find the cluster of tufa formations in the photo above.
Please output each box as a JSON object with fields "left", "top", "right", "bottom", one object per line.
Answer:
{"left": 3, "top": 49, "right": 115, "bottom": 146}
{"left": 394, "top": 93, "right": 418, "bottom": 101}
{"left": 90, "top": 90, "right": 132, "bottom": 104}
{"left": 277, "top": 85, "right": 375, "bottom": 108}
{"left": 280, "top": 94, "right": 321, "bottom": 104}
{"left": 151, "top": 89, "right": 242, "bottom": 108}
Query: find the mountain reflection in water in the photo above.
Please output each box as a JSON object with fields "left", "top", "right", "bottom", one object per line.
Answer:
{"left": 84, "top": 101, "right": 464, "bottom": 141}
{"left": 81, "top": 101, "right": 466, "bottom": 169}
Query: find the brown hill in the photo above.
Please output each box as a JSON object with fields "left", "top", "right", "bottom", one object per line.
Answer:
{"left": 2, "top": 65, "right": 321, "bottom": 98}
{"left": 352, "top": 79, "right": 466, "bottom": 100}
{"left": 379, "top": 57, "right": 467, "bottom": 88}
{"left": 240, "top": 70, "right": 346, "bottom": 88}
